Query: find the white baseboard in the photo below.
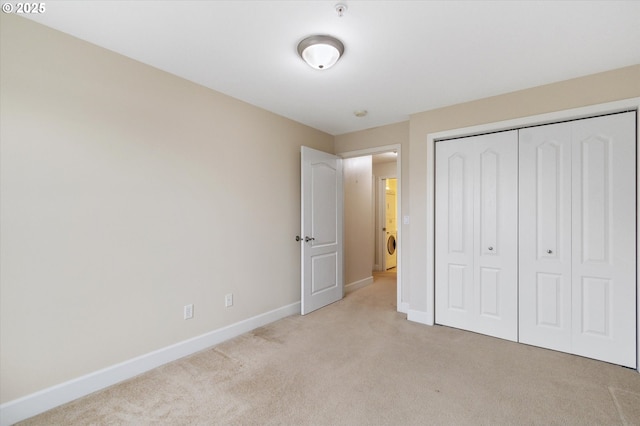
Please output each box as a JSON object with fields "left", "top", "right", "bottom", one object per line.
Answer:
{"left": 344, "top": 276, "right": 373, "bottom": 293}
{"left": 407, "top": 309, "right": 434, "bottom": 326}
{"left": 0, "top": 302, "right": 300, "bottom": 426}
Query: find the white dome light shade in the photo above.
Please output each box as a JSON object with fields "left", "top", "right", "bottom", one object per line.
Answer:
{"left": 302, "top": 44, "right": 340, "bottom": 70}
{"left": 297, "top": 35, "right": 344, "bottom": 70}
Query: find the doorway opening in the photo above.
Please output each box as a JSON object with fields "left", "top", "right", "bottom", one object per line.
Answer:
{"left": 340, "top": 145, "right": 405, "bottom": 313}
{"left": 381, "top": 177, "right": 397, "bottom": 271}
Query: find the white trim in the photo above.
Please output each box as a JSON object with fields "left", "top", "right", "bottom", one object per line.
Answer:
{"left": 339, "top": 144, "right": 403, "bottom": 313}
{"left": 0, "top": 302, "right": 300, "bottom": 426}
{"left": 377, "top": 177, "right": 383, "bottom": 271}
{"left": 345, "top": 276, "right": 374, "bottom": 293}
{"left": 636, "top": 101, "right": 640, "bottom": 374}
{"left": 339, "top": 144, "right": 400, "bottom": 159}
{"left": 398, "top": 302, "right": 410, "bottom": 314}
{"left": 428, "top": 98, "right": 640, "bottom": 142}
{"left": 421, "top": 97, "right": 640, "bottom": 374}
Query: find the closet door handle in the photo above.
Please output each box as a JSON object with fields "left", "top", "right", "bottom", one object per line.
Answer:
{"left": 488, "top": 247, "right": 494, "bottom": 251}
{"left": 547, "top": 249, "right": 553, "bottom": 254}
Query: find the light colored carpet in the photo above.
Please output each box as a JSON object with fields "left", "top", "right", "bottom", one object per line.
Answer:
{"left": 21, "top": 272, "right": 640, "bottom": 425}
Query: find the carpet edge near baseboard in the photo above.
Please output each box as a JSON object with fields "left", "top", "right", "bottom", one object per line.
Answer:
{"left": 345, "top": 276, "right": 373, "bottom": 293}
{"left": 0, "top": 301, "right": 301, "bottom": 426}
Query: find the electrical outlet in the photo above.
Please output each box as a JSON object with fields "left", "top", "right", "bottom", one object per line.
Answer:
{"left": 184, "top": 304, "right": 194, "bottom": 319}
{"left": 225, "top": 294, "right": 233, "bottom": 307}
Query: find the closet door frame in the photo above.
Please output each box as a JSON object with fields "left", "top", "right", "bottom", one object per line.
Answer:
{"left": 422, "top": 97, "right": 640, "bottom": 373}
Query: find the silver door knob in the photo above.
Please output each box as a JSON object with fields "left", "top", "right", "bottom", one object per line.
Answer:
{"left": 488, "top": 247, "right": 493, "bottom": 251}
{"left": 305, "top": 236, "right": 315, "bottom": 242}
{"left": 547, "top": 249, "right": 553, "bottom": 254}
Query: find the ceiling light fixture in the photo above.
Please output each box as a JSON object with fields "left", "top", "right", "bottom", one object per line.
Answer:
{"left": 297, "top": 35, "right": 344, "bottom": 70}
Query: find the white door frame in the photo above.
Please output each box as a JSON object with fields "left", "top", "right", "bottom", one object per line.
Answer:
{"left": 339, "top": 144, "right": 405, "bottom": 313}
{"left": 422, "top": 97, "right": 640, "bottom": 373}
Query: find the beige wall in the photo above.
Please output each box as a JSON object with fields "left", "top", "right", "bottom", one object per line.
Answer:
{"left": 372, "top": 161, "right": 397, "bottom": 178}
{"left": 343, "top": 156, "right": 374, "bottom": 285}
{"left": 0, "top": 14, "right": 333, "bottom": 403}
{"left": 334, "top": 121, "right": 409, "bottom": 154}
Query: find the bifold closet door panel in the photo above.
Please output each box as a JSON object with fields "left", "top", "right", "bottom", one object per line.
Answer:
{"left": 435, "top": 138, "right": 475, "bottom": 333}
{"left": 519, "top": 123, "right": 573, "bottom": 352}
{"left": 570, "top": 112, "right": 636, "bottom": 368}
{"left": 435, "top": 131, "right": 518, "bottom": 341}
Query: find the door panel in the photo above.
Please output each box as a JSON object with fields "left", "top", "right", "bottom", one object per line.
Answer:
{"left": 436, "top": 141, "right": 474, "bottom": 330}
{"left": 535, "top": 273, "right": 564, "bottom": 328}
{"left": 436, "top": 131, "right": 518, "bottom": 341}
{"left": 311, "top": 163, "right": 338, "bottom": 245}
{"left": 447, "top": 264, "right": 469, "bottom": 311}
{"left": 301, "top": 147, "right": 343, "bottom": 315}
{"left": 579, "top": 135, "right": 610, "bottom": 264}
{"left": 571, "top": 112, "right": 636, "bottom": 368}
{"left": 519, "top": 123, "right": 573, "bottom": 352}
{"left": 480, "top": 150, "right": 498, "bottom": 256}
{"left": 448, "top": 154, "right": 467, "bottom": 253}
{"left": 579, "top": 277, "right": 610, "bottom": 337}
{"left": 479, "top": 267, "right": 500, "bottom": 317}
{"left": 473, "top": 133, "right": 518, "bottom": 341}
{"left": 537, "top": 141, "right": 562, "bottom": 260}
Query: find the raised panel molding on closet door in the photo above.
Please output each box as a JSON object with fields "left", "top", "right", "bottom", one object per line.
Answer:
{"left": 435, "top": 131, "right": 518, "bottom": 341}
{"left": 435, "top": 139, "right": 475, "bottom": 332}
{"left": 570, "top": 112, "right": 636, "bottom": 368}
{"left": 473, "top": 133, "right": 518, "bottom": 341}
{"left": 519, "top": 123, "right": 572, "bottom": 352}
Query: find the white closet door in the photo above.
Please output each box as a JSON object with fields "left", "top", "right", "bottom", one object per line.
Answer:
{"left": 435, "top": 138, "right": 474, "bottom": 333}
{"left": 519, "top": 123, "right": 573, "bottom": 352}
{"left": 436, "top": 131, "right": 518, "bottom": 341}
{"left": 519, "top": 112, "right": 636, "bottom": 368}
{"left": 570, "top": 112, "right": 636, "bottom": 368}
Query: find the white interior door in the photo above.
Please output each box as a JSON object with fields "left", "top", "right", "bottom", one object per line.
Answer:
{"left": 570, "top": 112, "right": 636, "bottom": 368}
{"left": 301, "top": 146, "right": 344, "bottom": 315}
{"left": 435, "top": 131, "right": 518, "bottom": 341}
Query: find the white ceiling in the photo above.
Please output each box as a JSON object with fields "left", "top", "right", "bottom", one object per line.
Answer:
{"left": 23, "top": 1, "right": 640, "bottom": 135}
